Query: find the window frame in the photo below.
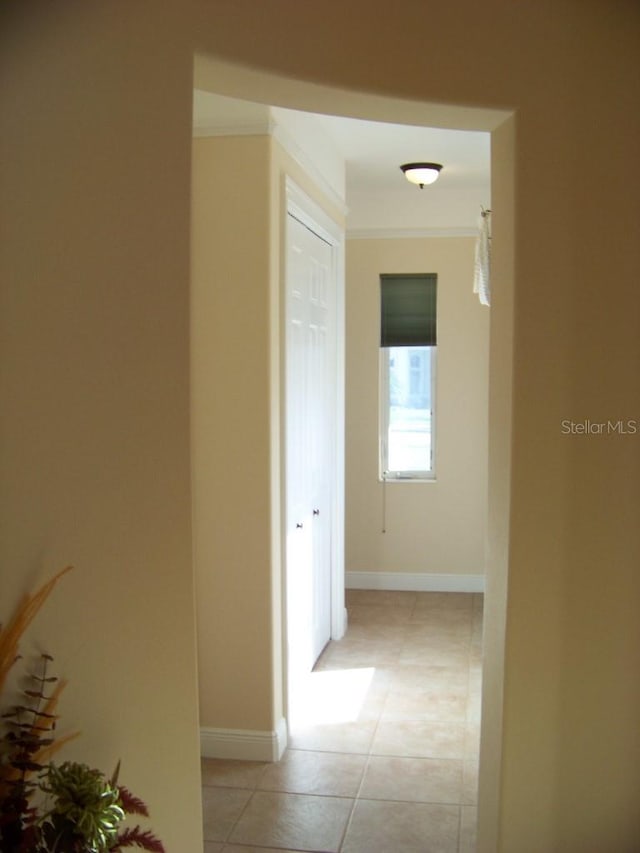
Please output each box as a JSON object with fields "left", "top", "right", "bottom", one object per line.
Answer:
{"left": 379, "top": 344, "right": 437, "bottom": 482}
{"left": 378, "top": 272, "right": 438, "bottom": 482}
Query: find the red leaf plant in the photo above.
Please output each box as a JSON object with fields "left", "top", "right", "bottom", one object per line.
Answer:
{"left": 1, "top": 569, "right": 166, "bottom": 853}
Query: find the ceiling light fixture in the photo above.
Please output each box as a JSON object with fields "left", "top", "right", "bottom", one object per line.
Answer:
{"left": 400, "top": 162, "right": 443, "bottom": 189}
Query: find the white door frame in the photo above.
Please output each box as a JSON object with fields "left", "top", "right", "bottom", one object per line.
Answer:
{"left": 283, "top": 177, "right": 346, "bottom": 720}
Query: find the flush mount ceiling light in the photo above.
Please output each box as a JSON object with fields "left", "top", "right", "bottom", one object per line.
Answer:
{"left": 400, "top": 162, "right": 443, "bottom": 189}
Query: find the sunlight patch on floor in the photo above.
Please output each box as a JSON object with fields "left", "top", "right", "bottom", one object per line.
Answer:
{"left": 289, "top": 667, "right": 375, "bottom": 729}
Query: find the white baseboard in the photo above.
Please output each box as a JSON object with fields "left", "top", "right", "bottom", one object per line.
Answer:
{"left": 345, "top": 571, "right": 484, "bottom": 593}
{"left": 201, "top": 717, "right": 287, "bottom": 762}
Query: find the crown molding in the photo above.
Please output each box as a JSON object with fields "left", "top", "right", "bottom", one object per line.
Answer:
{"left": 271, "top": 123, "right": 347, "bottom": 216}
{"left": 192, "top": 116, "right": 347, "bottom": 215}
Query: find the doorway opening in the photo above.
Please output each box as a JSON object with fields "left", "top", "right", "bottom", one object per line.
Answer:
{"left": 191, "top": 56, "right": 514, "bottom": 850}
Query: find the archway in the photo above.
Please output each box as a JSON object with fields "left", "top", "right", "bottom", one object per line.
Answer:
{"left": 192, "top": 53, "right": 514, "bottom": 851}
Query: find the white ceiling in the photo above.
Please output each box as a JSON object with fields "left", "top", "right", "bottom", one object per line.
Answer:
{"left": 193, "top": 90, "right": 491, "bottom": 236}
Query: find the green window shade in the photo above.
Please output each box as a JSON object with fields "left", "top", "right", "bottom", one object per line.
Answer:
{"left": 380, "top": 273, "right": 437, "bottom": 347}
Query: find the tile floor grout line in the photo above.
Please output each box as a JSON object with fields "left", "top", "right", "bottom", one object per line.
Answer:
{"left": 336, "top": 794, "right": 359, "bottom": 852}
{"left": 203, "top": 589, "right": 482, "bottom": 852}
{"left": 456, "top": 801, "right": 464, "bottom": 853}
{"left": 223, "top": 786, "right": 257, "bottom": 847}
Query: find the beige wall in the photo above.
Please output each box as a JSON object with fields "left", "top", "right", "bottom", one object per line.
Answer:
{"left": 345, "top": 237, "right": 489, "bottom": 577}
{"left": 3, "top": 2, "right": 639, "bottom": 851}
{"left": 0, "top": 3, "right": 202, "bottom": 851}
{"left": 192, "top": 135, "right": 275, "bottom": 731}
{"left": 192, "top": 133, "right": 345, "bottom": 735}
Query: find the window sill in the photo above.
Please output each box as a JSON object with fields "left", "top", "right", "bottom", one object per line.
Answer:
{"left": 380, "top": 475, "right": 437, "bottom": 483}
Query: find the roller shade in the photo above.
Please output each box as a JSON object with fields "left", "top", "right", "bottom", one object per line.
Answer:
{"left": 380, "top": 273, "right": 437, "bottom": 347}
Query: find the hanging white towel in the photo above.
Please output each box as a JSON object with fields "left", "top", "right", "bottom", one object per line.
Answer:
{"left": 473, "top": 209, "right": 491, "bottom": 306}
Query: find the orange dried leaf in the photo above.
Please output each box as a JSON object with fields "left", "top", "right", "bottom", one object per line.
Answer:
{"left": 0, "top": 566, "right": 73, "bottom": 695}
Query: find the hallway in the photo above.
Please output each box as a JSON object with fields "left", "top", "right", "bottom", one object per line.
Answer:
{"left": 202, "top": 588, "right": 482, "bottom": 852}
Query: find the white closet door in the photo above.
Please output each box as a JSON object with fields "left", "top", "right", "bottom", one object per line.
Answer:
{"left": 286, "top": 211, "right": 333, "bottom": 677}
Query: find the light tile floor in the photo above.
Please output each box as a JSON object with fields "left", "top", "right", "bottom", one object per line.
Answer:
{"left": 202, "top": 589, "right": 483, "bottom": 853}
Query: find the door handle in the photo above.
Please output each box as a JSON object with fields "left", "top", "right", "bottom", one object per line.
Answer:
{"left": 296, "top": 522, "right": 303, "bottom": 529}
{"left": 313, "top": 509, "right": 320, "bottom": 516}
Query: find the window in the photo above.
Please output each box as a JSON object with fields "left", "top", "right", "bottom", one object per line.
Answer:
{"left": 380, "top": 273, "right": 437, "bottom": 480}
